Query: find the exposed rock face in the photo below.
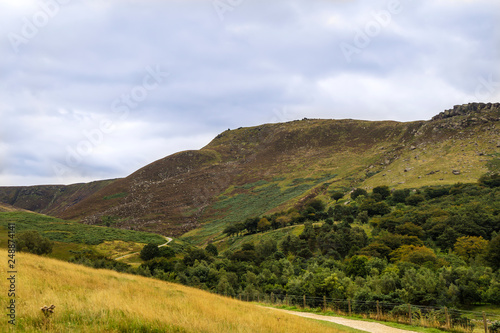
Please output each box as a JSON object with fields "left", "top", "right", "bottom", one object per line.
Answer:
{"left": 432, "top": 103, "right": 500, "bottom": 121}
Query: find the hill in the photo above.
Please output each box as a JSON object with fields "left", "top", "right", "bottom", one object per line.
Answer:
{"left": 0, "top": 103, "right": 499, "bottom": 241}
{"left": 0, "top": 251, "right": 353, "bottom": 332}
{"left": 0, "top": 179, "right": 116, "bottom": 216}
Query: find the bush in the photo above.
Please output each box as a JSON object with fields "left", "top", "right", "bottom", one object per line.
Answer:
{"left": 16, "top": 230, "right": 53, "bottom": 255}
{"left": 406, "top": 194, "right": 425, "bottom": 206}
{"left": 140, "top": 243, "right": 160, "bottom": 261}
{"left": 351, "top": 188, "right": 368, "bottom": 200}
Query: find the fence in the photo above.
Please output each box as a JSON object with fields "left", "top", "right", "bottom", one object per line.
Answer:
{"left": 220, "top": 291, "right": 500, "bottom": 333}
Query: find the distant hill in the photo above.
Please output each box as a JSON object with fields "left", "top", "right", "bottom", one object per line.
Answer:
{"left": 0, "top": 179, "right": 115, "bottom": 216}
{"left": 1, "top": 103, "right": 499, "bottom": 239}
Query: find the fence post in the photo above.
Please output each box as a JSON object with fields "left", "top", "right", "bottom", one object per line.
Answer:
{"left": 286, "top": 294, "right": 288, "bottom": 306}
{"left": 271, "top": 292, "right": 274, "bottom": 304}
{"left": 483, "top": 311, "right": 488, "bottom": 333}
{"left": 324, "top": 296, "right": 327, "bottom": 312}
{"left": 239, "top": 294, "right": 242, "bottom": 301}
{"left": 408, "top": 304, "right": 412, "bottom": 325}
{"left": 303, "top": 295, "right": 306, "bottom": 308}
{"left": 377, "top": 301, "right": 380, "bottom": 320}
{"left": 348, "top": 299, "right": 352, "bottom": 316}
{"left": 258, "top": 294, "right": 260, "bottom": 303}
{"left": 445, "top": 307, "right": 450, "bottom": 330}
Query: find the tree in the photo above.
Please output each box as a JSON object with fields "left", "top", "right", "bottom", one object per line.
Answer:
{"left": 395, "top": 222, "right": 425, "bottom": 238}
{"left": 373, "top": 185, "right": 391, "bottom": 200}
{"left": 159, "top": 246, "right": 175, "bottom": 258}
{"left": 351, "top": 188, "right": 368, "bottom": 200}
{"left": 479, "top": 173, "right": 500, "bottom": 187}
{"left": 257, "top": 218, "right": 271, "bottom": 232}
{"left": 405, "top": 194, "right": 425, "bottom": 206}
{"left": 453, "top": 236, "right": 488, "bottom": 262}
{"left": 205, "top": 243, "right": 218, "bottom": 257}
{"left": 140, "top": 243, "right": 160, "bottom": 261}
{"left": 391, "top": 189, "right": 409, "bottom": 203}
{"left": 16, "top": 230, "right": 53, "bottom": 255}
{"left": 331, "top": 191, "right": 344, "bottom": 202}
{"left": 223, "top": 225, "right": 238, "bottom": 237}
{"left": 487, "top": 234, "right": 500, "bottom": 270}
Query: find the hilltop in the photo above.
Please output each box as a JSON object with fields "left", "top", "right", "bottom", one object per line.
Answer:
{"left": 0, "top": 103, "right": 498, "bottom": 240}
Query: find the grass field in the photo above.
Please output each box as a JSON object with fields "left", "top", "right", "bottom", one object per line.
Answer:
{"left": 0, "top": 251, "right": 359, "bottom": 332}
{"left": 0, "top": 212, "right": 165, "bottom": 245}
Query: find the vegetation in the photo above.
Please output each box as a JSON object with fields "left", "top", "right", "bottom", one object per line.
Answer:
{"left": 0, "top": 251, "right": 353, "bottom": 332}
{"left": 16, "top": 230, "right": 53, "bottom": 255}
{"left": 135, "top": 181, "right": 500, "bottom": 313}
{"left": 0, "top": 212, "right": 165, "bottom": 245}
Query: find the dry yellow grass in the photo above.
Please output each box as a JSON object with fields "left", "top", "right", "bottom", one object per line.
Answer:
{"left": 0, "top": 251, "right": 349, "bottom": 332}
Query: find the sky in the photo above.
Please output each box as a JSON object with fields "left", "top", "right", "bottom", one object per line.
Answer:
{"left": 1, "top": 0, "right": 499, "bottom": 186}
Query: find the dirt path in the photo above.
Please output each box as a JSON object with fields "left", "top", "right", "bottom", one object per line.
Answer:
{"left": 265, "top": 307, "right": 420, "bottom": 333}
{"left": 114, "top": 236, "right": 173, "bottom": 260}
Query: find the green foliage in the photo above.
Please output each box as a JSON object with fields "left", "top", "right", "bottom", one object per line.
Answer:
{"left": 330, "top": 191, "right": 344, "bottom": 202}
{"left": 405, "top": 194, "right": 425, "bottom": 206}
{"left": 140, "top": 243, "right": 161, "bottom": 261}
{"left": 479, "top": 173, "right": 500, "bottom": 187}
{"left": 103, "top": 192, "right": 128, "bottom": 200}
{"left": 16, "top": 230, "right": 53, "bottom": 255}
{"left": 205, "top": 243, "right": 218, "bottom": 256}
{"left": 373, "top": 185, "right": 391, "bottom": 200}
{"left": 351, "top": 188, "right": 368, "bottom": 200}
{"left": 0, "top": 212, "right": 165, "bottom": 245}
{"left": 487, "top": 234, "right": 500, "bottom": 270}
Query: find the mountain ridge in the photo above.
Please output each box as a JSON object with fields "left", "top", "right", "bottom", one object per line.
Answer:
{"left": 1, "top": 103, "right": 499, "bottom": 238}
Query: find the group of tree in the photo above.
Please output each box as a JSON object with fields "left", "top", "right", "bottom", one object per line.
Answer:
{"left": 67, "top": 177, "right": 500, "bottom": 310}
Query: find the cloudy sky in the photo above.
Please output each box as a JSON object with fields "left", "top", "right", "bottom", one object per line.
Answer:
{"left": 1, "top": 0, "right": 499, "bottom": 186}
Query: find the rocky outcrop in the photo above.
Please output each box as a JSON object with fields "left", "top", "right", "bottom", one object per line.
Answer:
{"left": 432, "top": 103, "right": 500, "bottom": 121}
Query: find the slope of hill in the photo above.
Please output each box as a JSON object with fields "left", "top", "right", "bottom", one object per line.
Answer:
{"left": 0, "top": 179, "right": 116, "bottom": 216}
{"left": 0, "top": 251, "right": 352, "bottom": 332}
{"left": 1, "top": 103, "right": 499, "bottom": 240}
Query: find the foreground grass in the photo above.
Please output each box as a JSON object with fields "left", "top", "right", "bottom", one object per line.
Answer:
{"left": 1, "top": 251, "right": 353, "bottom": 332}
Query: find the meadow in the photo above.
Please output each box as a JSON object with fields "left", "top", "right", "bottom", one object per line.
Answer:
{"left": 0, "top": 251, "right": 358, "bottom": 332}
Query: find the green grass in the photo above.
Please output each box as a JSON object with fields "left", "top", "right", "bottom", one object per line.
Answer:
{"left": 103, "top": 192, "right": 128, "bottom": 200}
{"left": 0, "top": 211, "right": 165, "bottom": 245}
{"left": 181, "top": 175, "right": 336, "bottom": 245}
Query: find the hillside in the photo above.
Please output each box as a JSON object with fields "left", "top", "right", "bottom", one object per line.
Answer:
{"left": 0, "top": 251, "right": 352, "bottom": 332}
{"left": 1, "top": 103, "right": 499, "bottom": 240}
{"left": 0, "top": 179, "right": 116, "bottom": 216}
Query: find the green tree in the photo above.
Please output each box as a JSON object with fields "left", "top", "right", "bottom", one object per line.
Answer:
{"left": 486, "top": 234, "right": 500, "bottom": 270}
{"left": 205, "top": 243, "right": 218, "bottom": 256}
{"left": 351, "top": 188, "right": 368, "bottom": 200}
{"left": 140, "top": 243, "right": 160, "bottom": 261}
{"left": 16, "top": 230, "right": 53, "bottom": 255}
{"left": 331, "top": 191, "right": 344, "bottom": 202}
{"left": 406, "top": 194, "right": 425, "bottom": 206}
{"left": 223, "top": 225, "right": 238, "bottom": 237}
{"left": 373, "top": 185, "right": 391, "bottom": 200}
{"left": 453, "top": 236, "right": 488, "bottom": 262}
{"left": 257, "top": 218, "right": 271, "bottom": 232}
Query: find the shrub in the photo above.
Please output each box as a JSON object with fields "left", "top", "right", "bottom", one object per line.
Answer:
{"left": 16, "top": 230, "right": 53, "bottom": 255}
{"left": 140, "top": 243, "right": 160, "bottom": 261}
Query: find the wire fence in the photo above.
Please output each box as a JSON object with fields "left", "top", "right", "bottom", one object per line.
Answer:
{"left": 220, "top": 291, "right": 500, "bottom": 333}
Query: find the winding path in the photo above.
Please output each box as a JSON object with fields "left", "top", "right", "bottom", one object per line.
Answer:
{"left": 265, "top": 307, "right": 419, "bottom": 333}
{"left": 114, "top": 236, "right": 173, "bottom": 260}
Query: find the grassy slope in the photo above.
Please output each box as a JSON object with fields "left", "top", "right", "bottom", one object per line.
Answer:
{"left": 0, "top": 251, "right": 359, "bottom": 332}
{"left": 0, "top": 211, "right": 165, "bottom": 261}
